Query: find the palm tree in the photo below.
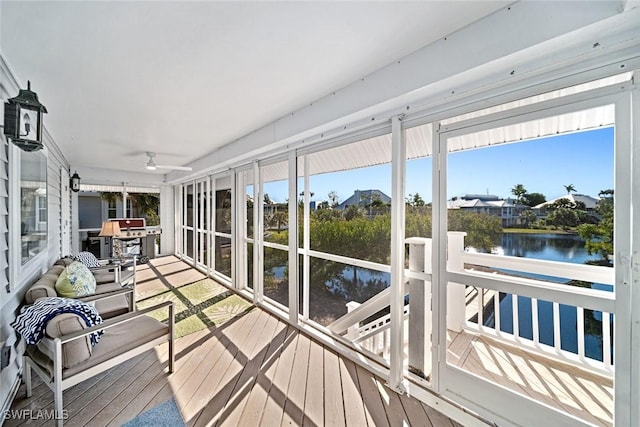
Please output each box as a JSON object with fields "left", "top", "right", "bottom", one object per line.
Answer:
{"left": 511, "top": 184, "right": 527, "bottom": 205}
{"left": 328, "top": 190, "right": 339, "bottom": 207}
{"left": 269, "top": 210, "right": 288, "bottom": 231}
{"left": 564, "top": 184, "right": 576, "bottom": 194}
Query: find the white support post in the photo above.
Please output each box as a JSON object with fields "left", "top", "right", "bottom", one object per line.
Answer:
{"left": 121, "top": 182, "right": 128, "bottom": 218}
{"left": 230, "top": 172, "right": 237, "bottom": 287}
{"left": 198, "top": 181, "right": 204, "bottom": 266}
{"left": 512, "top": 293, "right": 520, "bottom": 339}
{"left": 388, "top": 115, "right": 406, "bottom": 393}
{"left": 407, "top": 237, "right": 432, "bottom": 380}
{"left": 182, "top": 185, "right": 187, "bottom": 259}
{"left": 231, "top": 171, "right": 242, "bottom": 289}
{"left": 577, "top": 306, "right": 585, "bottom": 360}
{"left": 53, "top": 339, "right": 63, "bottom": 426}
{"left": 614, "top": 92, "right": 633, "bottom": 427}
{"left": 603, "top": 312, "right": 611, "bottom": 367}
{"left": 477, "top": 286, "right": 483, "bottom": 327}
{"left": 553, "top": 302, "right": 561, "bottom": 351}
{"left": 210, "top": 177, "right": 216, "bottom": 274}
{"left": 235, "top": 171, "right": 246, "bottom": 290}
{"left": 254, "top": 162, "right": 263, "bottom": 305}
{"left": 288, "top": 150, "right": 299, "bottom": 324}
{"left": 159, "top": 184, "right": 175, "bottom": 255}
{"left": 303, "top": 156, "right": 311, "bottom": 320}
{"left": 494, "top": 290, "right": 501, "bottom": 334}
{"left": 447, "top": 232, "right": 467, "bottom": 333}
{"left": 176, "top": 185, "right": 182, "bottom": 257}
{"left": 345, "top": 301, "right": 361, "bottom": 340}
{"left": 431, "top": 122, "right": 446, "bottom": 393}
{"left": 191, "top": 180, "right": 196, "bottom": 265}
{"left": 532, "top": 298, "right": 540, "bottom": 345}
{"left": 71, "top": 189, "right": 80, "bottom": 253}
{"left": 628, "top": 78, "right": 640, "bottom": 426}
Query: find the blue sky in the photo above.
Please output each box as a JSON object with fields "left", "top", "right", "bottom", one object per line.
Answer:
{"left": 264, "top": 127, "right": 614, "bottom": 204}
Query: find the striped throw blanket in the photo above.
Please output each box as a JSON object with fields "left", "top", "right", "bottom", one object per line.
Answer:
{"left": 11, "top": 297, "right": 104, "bottom": 346}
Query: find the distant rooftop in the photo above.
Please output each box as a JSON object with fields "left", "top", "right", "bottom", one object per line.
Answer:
{"left": 534, "top": 193, "right": 599, "bottom": 209}
{"left": 460, "top": 194, "right": 500, "bottom": 201}
{"left": 336, "top": 189, "right": 391, "bottom": 210}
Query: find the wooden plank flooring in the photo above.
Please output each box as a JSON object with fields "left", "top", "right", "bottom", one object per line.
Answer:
{"left": 448, "top": 330, "right": 613, "bottom": 426}
{"left": 8, "top": 308, "right": 455, "bottom": 426}
{"left": 7, "top": 256, "right": 456, "bottom": 426}
{"left": 7, "top": 256, "right": 612, "bottom": 426}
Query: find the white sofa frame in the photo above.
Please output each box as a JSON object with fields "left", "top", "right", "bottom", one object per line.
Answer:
{"left": 23, "top": 301, "right": 175, "bottom": 426}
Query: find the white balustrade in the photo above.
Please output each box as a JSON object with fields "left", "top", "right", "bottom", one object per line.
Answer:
{"left": 457, "top": 237, "right": 615, "bottom": 372}
{"left": 336, "top": 231, "right": 615, "bottom": 376}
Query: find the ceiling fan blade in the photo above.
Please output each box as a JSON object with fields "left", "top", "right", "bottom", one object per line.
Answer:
{"left": 156, "top": 165, "right": 193, "bottom": 171}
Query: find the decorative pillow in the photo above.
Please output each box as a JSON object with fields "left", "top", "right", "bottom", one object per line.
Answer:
{"left": 55, "top": 261, "right": 97, "bottom": 298}
{"left": 73, "top": 251, "right": 101, "bottom": 268}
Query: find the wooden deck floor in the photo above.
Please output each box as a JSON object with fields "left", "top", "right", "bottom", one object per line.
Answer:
{"left": 458, "top": 286, "right": 613, "bottom": 426}
{"left": 8, "top": 256, "right": 614, "bottom": 426}
{"left": 7, "top": 257, "right": 460, "bottom": 427}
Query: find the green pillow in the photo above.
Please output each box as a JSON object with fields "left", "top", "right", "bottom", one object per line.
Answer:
{"left": 55, "top": 261, "right": 97, "bottom": 298}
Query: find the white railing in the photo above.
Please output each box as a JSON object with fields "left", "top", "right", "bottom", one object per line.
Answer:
{"left": 343, "top": 301, "right": 411, "bottom": 360}
{"left": 328, "top": 281, "right": 408, "bottom": 335}
{"left": 332, "top": 232, "right": 616, "bottom": 377}
{"left": 452, "top": 233, "right": 615, "bottom": 373}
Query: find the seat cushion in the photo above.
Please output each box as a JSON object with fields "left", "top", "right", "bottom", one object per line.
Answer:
{"left": 63, "top": 315, "right": 169, "bottom": 379}
{"left": 93, "top": 268, "right": 134, "bottom": 285}
{"left": 55, "top": 261, "right": 97, "bottom": 298}
{"left": 92, "top": 270, "right": 117, "bottom": 284}
{"left": 95, "top": 294, "right": 130, "bottom": 319}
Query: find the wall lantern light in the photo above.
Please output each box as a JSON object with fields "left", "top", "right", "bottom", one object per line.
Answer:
{"left": 3, "top": 81, "right": 48, "bottom": 152}
{"left": 70, "top": 171, "right": 81, "bottom": 192}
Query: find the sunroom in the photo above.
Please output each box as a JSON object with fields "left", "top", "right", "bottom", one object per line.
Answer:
{"left": 1, "top": 2, "right": 640, "bottom": 426}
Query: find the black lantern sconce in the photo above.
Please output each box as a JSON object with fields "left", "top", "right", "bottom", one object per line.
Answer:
{"left": 70, "top": 171, "right": 81, "bottom": 192}
{"left": 3, "top": 81, "right": 48, "bottom": 151}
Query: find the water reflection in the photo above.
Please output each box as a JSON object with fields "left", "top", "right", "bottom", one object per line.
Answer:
{"left": 497, "top": 233, "right": 600, "bottom": 264}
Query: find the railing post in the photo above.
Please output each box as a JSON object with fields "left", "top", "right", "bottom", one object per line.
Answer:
{"left": 406, "top": 237, "right": 432, "bottom": 379}
{"left": 447, "top": 232, "right": 467, "bottom": 333}
{"left": 345, "top": 301, "right": 361, "bottom": 340}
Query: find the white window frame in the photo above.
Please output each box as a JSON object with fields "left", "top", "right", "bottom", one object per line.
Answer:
{"left": 431, "top": 85, "right": 633, "bottom": 426}
{"left": 8, "top": 144, "right": 49, "bottom": 291}
{"left": 211, "top": 172, "right": 234, "bottom": 286}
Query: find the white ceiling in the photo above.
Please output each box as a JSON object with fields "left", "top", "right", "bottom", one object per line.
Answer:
{"left": 1, "top": 1, "right": 509, "bottom": 176}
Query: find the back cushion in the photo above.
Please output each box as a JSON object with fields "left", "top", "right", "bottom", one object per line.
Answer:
{"left": 42, "top": 313, "right": 92, "bottom": 368}
{"left": 55, "top": 261, "right": 97, "bottom": 298}
{"left": 24, "top": 265, "right": 67, "bottom": 304}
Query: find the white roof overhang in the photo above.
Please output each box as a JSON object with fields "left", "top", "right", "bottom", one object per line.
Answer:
{"left": 256, "top": 73, "right": 628, "bottom": 183}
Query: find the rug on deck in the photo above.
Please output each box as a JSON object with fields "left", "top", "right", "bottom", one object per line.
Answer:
{"left": 122, "top": 398, "right": 185, "bottom": 427}
{"left": 136, "top": 278, "right": 253, "bottom": 338}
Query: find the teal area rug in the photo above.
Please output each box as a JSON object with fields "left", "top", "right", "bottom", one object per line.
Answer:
{"left": 122, "top": 398, "right": 185, "bottom": 427}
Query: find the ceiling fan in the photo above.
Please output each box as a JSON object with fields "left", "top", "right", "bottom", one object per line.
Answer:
{"left": 145, "top": 152, "right": 192, "bottom": 171}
